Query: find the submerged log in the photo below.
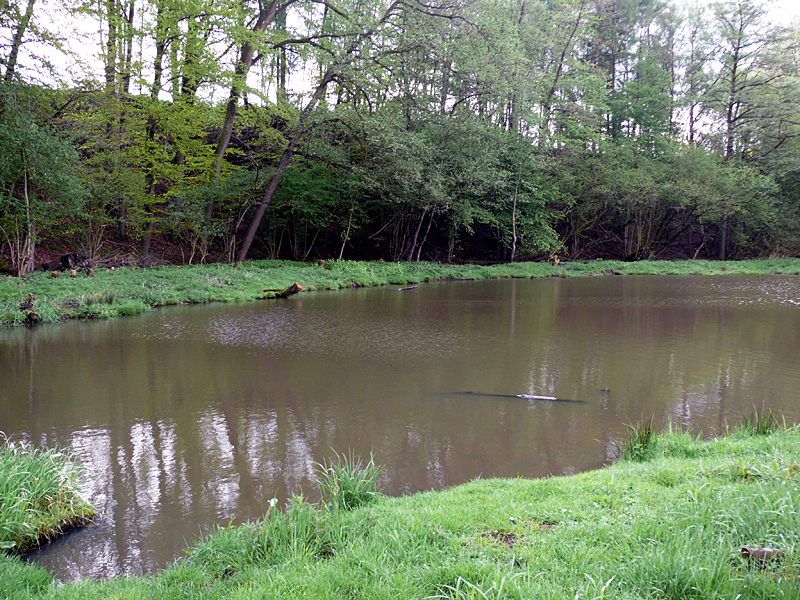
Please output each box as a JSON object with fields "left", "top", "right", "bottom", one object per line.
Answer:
{"left": 263, "top": 282, "right": 303, "bottom": 298}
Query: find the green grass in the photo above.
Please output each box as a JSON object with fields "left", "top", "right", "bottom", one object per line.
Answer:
{"left": 315, "top": 450, "right": 383, "bottom": 512}
{"left": 0, "top": 435, "right": 95, "bottom": 554}
{"left": 2, "top": 257, "right": 800, "bottom": 325}
{"left": 740, "top": 405, "right": 782, "bottom": 436}
{"left": 617, "top": 416, "right": 657, "bottom": 462}
{"left": 4, "top": 424, "right": 800, "bottom": 599}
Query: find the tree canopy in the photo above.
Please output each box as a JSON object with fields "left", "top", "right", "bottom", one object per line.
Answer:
{"left": 1, "top": 0, "right": 798, "bottom": 268}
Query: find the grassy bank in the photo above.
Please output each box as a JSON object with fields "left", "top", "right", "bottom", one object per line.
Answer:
{"left": 2, "top": 257, "right": 800, "bottom": 325}
{"left": 0, "top": 437, "right": 94, "bottom": 555}
{"left": 3, "top": 419, "right": 800, "bottom": 599}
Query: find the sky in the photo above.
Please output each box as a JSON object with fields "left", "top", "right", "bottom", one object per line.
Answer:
{"left": 6, "top": 0, "right": 800, "bottom": 90}
{"left": 769, "top": 0, "right": 800, "bottom": 22}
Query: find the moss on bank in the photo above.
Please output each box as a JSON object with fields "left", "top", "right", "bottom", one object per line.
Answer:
{"left": 2, "top": 257, "right": 800, "bottom": 325}
{"left": 4, "top": 423, "right": 800, "bottom": 599}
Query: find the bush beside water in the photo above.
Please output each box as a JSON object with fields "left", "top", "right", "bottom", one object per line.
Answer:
{"left": 2, "top": 257, "right": 800, "bottom": 325}
{"left": 3, "top": 420, "right": 800, "bottom": 599}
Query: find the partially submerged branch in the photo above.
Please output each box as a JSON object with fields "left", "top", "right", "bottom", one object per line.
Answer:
{"left": 262, "top": 282, "right": 303, "bottom": 298}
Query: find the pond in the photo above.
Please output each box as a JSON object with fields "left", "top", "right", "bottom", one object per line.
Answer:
{"left": 2, "top": 275, "right": 799, "bottom": 579}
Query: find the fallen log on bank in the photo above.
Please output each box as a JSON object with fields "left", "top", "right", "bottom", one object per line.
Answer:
{"left": 262, "top": 282, "right": 303, "bottom": 298}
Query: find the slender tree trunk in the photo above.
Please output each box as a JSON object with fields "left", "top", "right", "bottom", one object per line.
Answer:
{"left": 276, "top": 8, "right": 288, "bottom": 103}
{"left": 104, "top": 0, "right": 118, "bottom": 92}
{"left": 338, "top": 203, "right": 355, "bottom": 260}
{"left": 406, "top": 207, "right": 427, "bottom": 262}
{"left": 415, "top": 211, "right": 433, "bottom": 262}
{"left": 510, "top": 140, "right": 523, "bottom": 262}
{"left": 22, "top": 166, "right": 35, "bottom": 276}
{"left": 3, "top": 0, "right": 36, "bottom": 84}
{"left": 720, "top": 47, "right": 740, "bottom": 261}
{"left": 142, "top": 4, "right": 167, "bottom": 257}
{"left": 120, "top": 0, "right": 135, "bottom": 94}
{"left": 718, "top": 217, "right": 729, "bottom": 260}
{"left": 236, "top": 70, "right": 335, "bottom": 262}
{"left": 210, "top": 2, "right": 283, "bottom": 224}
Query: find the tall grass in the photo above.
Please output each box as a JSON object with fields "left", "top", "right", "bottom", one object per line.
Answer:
{"left": 189, "top": 494, "right": 344, "bottom": 577}
{"left": 617, "top": 416, "right": 657, "bottom": 462}
{"left": 739, "top": 405, "right": 781, "bottom": 436}
{"left": 0, "top": 435, "right": 94, "bottom": 553}
{"left": 315, "top": 450, "right": 383, "bottom": 511}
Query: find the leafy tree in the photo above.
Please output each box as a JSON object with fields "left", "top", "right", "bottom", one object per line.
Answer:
{"left": 0, "top": 87, "right": 84, "bottom": 275}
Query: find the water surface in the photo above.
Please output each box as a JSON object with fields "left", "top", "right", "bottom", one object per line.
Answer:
{"left": 1, "top": 275, "right": 799, "bottom": 579}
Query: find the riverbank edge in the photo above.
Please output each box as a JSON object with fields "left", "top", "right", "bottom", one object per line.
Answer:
{"left": 0, "top": 437, "right": 95, "bottom": 555}
{"left": 3, "top": 423, "right": 800, "bottom": 599}
{"left": 2, "top": 257, "right": 800, "bottom": 325}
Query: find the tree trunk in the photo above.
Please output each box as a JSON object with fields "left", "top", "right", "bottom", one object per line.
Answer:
{"left": 415, "top": 211, "right": 433, "bottom": 262}
{"left": 210, "top": 2, "right": 283, "bottom": 223}
{"left": 407, "top": 207, "right": 427, "bottom": 262}
{"left": 22, "top": 165, "right": 35, "bottom": 276}
{"left": 236, "top": 70, "right": 335, "bottom": 262}
{"left": 3, "top": 0, "right": 36, "bottom": 84}
{"left": 338, "top": 203, "right": 355, "bottom": 260}
{"left": 104, "top": 0, "right": 118, "bottom": 92}
{"left": 141, "top": 3, "right": 167, "bottom": 258}
{"left": 510, "top": 136, "right": 524, "bottom": 262}
{"left": 120, "top": 0, "right": 135, "bottom": 94}
{"left": 718, "top": 216, "right": 729, "bottom": 260}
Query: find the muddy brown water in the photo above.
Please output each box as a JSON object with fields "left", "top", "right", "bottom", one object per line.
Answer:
{"left": 2, "top": 275, "right": 799, "bottom": 580}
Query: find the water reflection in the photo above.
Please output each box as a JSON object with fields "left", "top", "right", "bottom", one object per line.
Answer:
{"left": 1, "top": 275, "right": 799, "bottom": 579}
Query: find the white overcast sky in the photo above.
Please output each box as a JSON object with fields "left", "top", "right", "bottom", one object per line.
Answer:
{"left": 11, "top": 0, "right": 800, "bottom": 91}
{"left": 770, "top": 0, "right": 800, "bottom": 22}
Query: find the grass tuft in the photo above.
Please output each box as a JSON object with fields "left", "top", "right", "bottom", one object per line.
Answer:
{"left": 315, "top": 450, "right": 383, "bottom": 511}
{"left": 0, "top": 434, "right": 95, "bottom": 553}
{"left": 617, "top": 416, "right": 657, "bottom": 462}
{"left": 739, "top": 405, "right": 781, "bottom": 436}
{"left": 189, "top": 493, "right": 369, "bottom": 578}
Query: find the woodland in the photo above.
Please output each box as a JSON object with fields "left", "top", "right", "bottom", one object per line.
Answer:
{"left": 1, "top": 0, "right": 799, "bottom": 274}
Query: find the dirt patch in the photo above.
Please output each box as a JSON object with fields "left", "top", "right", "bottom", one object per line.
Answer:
{"left": 482, "top": 529, "right": 519, "bottom": 549}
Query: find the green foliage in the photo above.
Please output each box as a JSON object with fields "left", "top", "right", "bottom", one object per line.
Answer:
{"left": 617, "top": 416, "right": 657, "bottom": 462}
{"left": 188, "top": 494, "right": 347, "bottom": 577}
{"left": 0, "top": 435, "right": 94, "bottom": 553}
{"left": 0, "top": 85, "right": 85, "bottom": 275}
{"left": 315, "top": 451, "right": 383, "bottom": 511}
{"left": 739, "top": 405, "right": 781, "bottom": 436}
